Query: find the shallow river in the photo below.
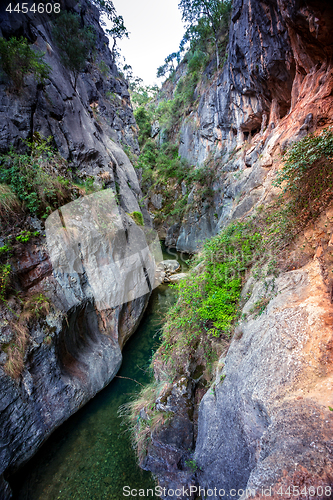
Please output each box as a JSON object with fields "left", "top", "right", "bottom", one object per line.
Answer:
{"left": 12, "top": 247, "right": 188, "bottom": 500}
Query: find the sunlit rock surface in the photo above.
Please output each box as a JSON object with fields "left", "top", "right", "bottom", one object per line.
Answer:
{"left": 155, "top": 0, "right": 333, "bottom": 254}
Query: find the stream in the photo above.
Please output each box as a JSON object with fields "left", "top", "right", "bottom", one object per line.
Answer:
{"left": 12, "top": 246, "right": 188, "bottom": 500}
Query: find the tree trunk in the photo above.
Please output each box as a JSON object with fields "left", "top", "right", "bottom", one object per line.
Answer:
{"left": 215, "top": 36, "right": 220, "bottom": 70}
{"left": 112, "top": 37, "right": 117, "bottom": 58}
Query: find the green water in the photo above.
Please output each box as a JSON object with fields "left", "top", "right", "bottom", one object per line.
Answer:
{"left": 12, "top": 247, "right": 188, "bottom": 500}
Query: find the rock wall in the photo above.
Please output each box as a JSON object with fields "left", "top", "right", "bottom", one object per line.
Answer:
{"left": 0, "top": 0, "right": 147, "bottom": 221}
{"left": 141, "top": 0, "right": 333, "bottom": 497}
{"left": 0, "top": 1, "right": 155, "bottom": 497}
{"left": 196, "top": 254, "right": 333, "bottom": 497}
{"left": 162, "top": 0, "right": 333, "bottom": 253}
{"left": 0, "top": 239, "right": 150, "bottom": 497}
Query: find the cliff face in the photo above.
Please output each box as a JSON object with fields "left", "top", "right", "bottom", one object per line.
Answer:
{"left": 140, "top": 0, "right": 333, "bottom": 497}
{"left": 0, "top": 2, "right": 154, "bottom": 497}
{"left": 161, "top": 0, "right": 333, "bottom": 253}
{"left": 0, "top": 0, "right": 145, "bottom": 217}
{"left": 196, "top": 254, "right": 333, "bottom": 496}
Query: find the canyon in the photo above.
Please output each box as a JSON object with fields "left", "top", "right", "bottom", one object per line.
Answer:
{"left": 0, "top": 0, "right": 333, "bottom": 499}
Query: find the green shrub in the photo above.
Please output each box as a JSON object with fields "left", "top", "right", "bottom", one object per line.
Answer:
{"left": 150, "top": 220, "right": 262, "bottom": 381}
{"left": 0, "top": 244, "right": 10, "bottom": 256}
{"left": 16, "top": 230, "right": 39, "bottom": 243}
{"left": 129, "top": 211, "right": 144, "bottom": 226}
{"left": 52, "top": 11, "right": 96, "bottom": 88}
{"left": 0, "top": 263, "right": 11, "bottom": 302}
{"left": 274, "top": 128, "right": 333, "bottom": 226}
{"left": 134, "top": 106, "right": 153, "bottom": 147}
{"left": 0, "top": 135, "right": 72, "bottom": 217}
{"left": 187, "top": 49, "right": 209, "bottom": 73}
{"left": 0, "top": 36, "right": 50, "bottom": 92}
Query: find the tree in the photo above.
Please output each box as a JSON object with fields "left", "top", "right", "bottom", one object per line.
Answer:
{"left": 178, "top": 0, "right": 231, "bottom": 70}
{"left": 106, "top": 15, "right": 129, "bottom": 57}
{"left": 0, "top": 36, "right": 50, "bottom": 92}
{"left": 91, "top": 0, "right": 129, "bottom": 58}
{"left": 52, "top": 12, "right": 95, "bottom": 89}
{"left": 156, "top": 52, "right": 179, "bottom": 79}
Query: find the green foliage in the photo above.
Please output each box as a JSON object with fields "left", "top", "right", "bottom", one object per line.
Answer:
{"left": 155, "top": 66, "right": 201, "bottom": 136}
{"left": 98, "top": 60, "right": 109, "bottom": 77}
{"left": 0, "top": 36, "right": 50, "bottom": 92}
{"left": 138, "top": 140, "right": 185, "bottom": 187}
{"left": 134, "top": 106, "right": 153, "bottom": 147}
{"left": 91, "top": 0, "right": 116, "bottom": 19}
{"left": 129, "top": 211, "right": 144, "bottom": 226}
{"left": 106, "top": 15, "right": 129, "bottom": 55}
{"left": 178, "top": 0, "right": 232, "bottom": 69}
{"left": 187, "top": 48, "right": 209, "bottom": 72}
{"left": 153, "top": 220, "right": 262, "bottom": 379}
{"left": 0, "top": 264, "right": 11, "bottom": 302}
{"left": 91, "top": 0, "right": 129, "bottom": 56}
{"left": 52, "top": 11, "right": 96, "bottom": 88}
{"left": 137, "top": 138, "right": 217, "bottom": 223}
{"left": 273, "top": 128, "right": 333, "bottom": 227}
{"left": 0, "top": 244, "right": 10, "bottom": 256}
{"left": 72, "top": 176, "right": 100, "bottom": 196}
{"left": 16, "top": 230, "right": 39, "bottom": 243}
{"left": 0, "top": 135, "right": 72, "bottom": 217}
{"left": 157, "top": 52, "right": 179, "bottom": 79}
{"left": 185, "top": 459, "right": 200, "bottom": 471}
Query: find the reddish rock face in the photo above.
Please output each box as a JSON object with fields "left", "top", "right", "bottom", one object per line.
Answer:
{"left": 15, "top": 244, "right": 53, "bottom": 290}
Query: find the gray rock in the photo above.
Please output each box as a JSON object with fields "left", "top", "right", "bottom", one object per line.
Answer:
{"left": 158, "top": 260, "right": 181, "bottom": 274}
{"left": 169, "top": 273, "right": 187, "bottom": 283}
{"left": 151, "top": 120, "right": 160, "bottom": 138}
{"left": 151, "top": 193, "right": 163, "bottom": 210}
{"left": 165, "top": 223, "right": 181, "bottom": 248}
{"left": 195, "top": 261, "right": 333, "bottom": 496}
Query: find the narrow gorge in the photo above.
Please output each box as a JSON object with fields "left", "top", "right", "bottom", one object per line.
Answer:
{"left": 0, "top": 0, "right": 333, "bottom": 499}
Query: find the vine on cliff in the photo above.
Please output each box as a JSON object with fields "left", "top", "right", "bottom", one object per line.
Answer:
{"left": 274, "top": 127, "right": 333, "bottom": 230}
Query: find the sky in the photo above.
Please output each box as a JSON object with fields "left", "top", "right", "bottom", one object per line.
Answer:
{"left": 111, "top": 0, "right": 185, "bottom": 86}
